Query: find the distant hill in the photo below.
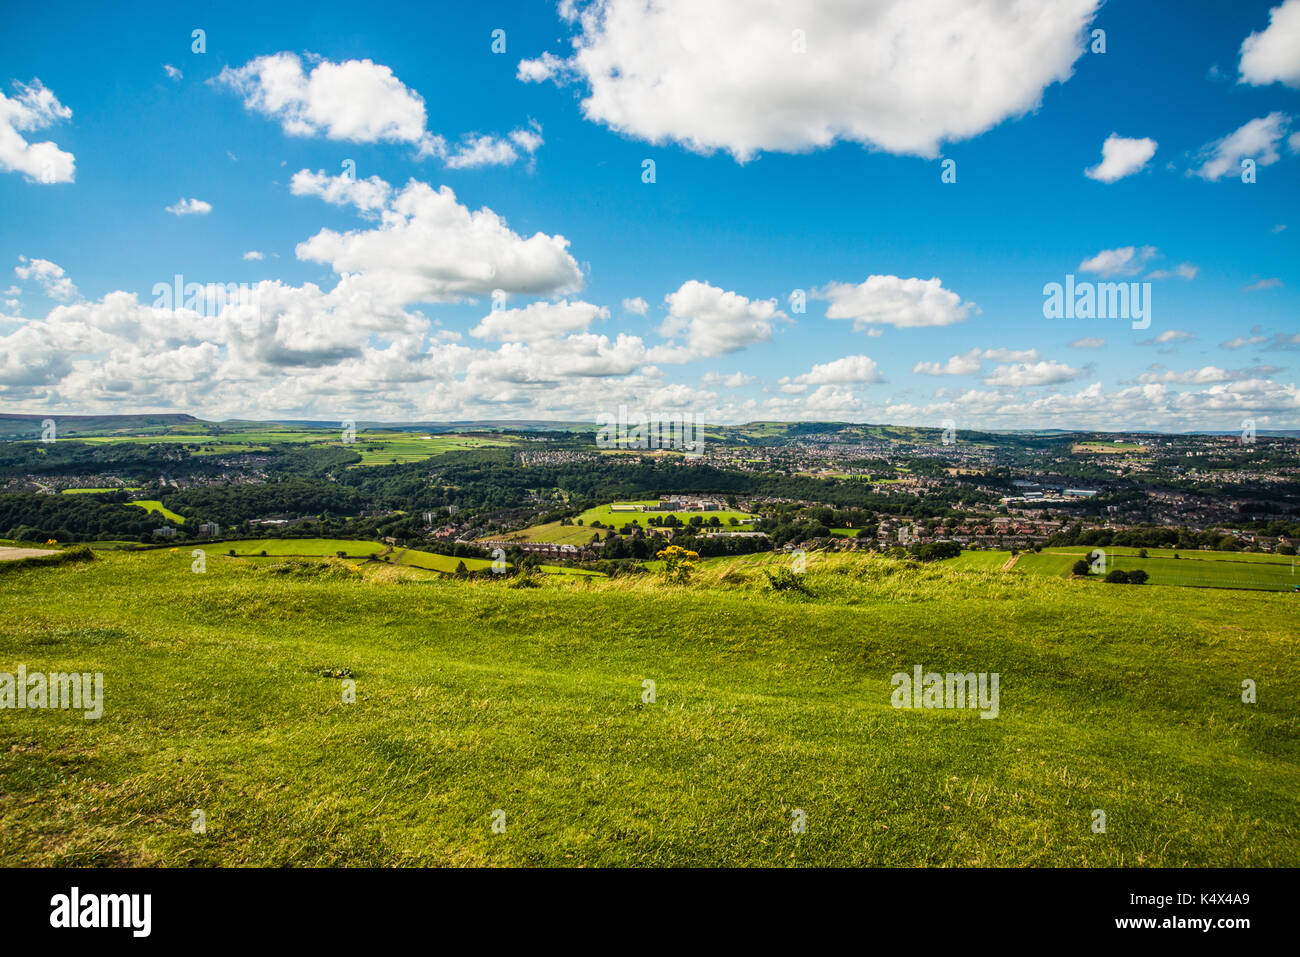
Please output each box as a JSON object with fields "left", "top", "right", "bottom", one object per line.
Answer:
{"left": 0, "top": 412, "right": 200, "bottom": 440}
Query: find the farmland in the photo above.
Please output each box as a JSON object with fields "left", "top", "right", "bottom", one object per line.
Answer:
{"left": 0, "top": 548, "right": 1296, "bottom": 867}
{"left": 130, "top": 500, "right": 186, "bottom": 524}
{"left": 491, "top": 500, "right": 755, "bottom": 545}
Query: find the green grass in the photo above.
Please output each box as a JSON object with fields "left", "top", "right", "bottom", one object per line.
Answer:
{"left": 345, "top": 433, "right": 513, "bottom": 466}
{"left": 2, "top": 550, "right": 1296, "bottom": 866}
{"left": 130, "top": 500, "right": 186, "bottom": 524}
{"left": 495, "top": 500, "right": 754, "bottom": 545}
{"left": 1011, "top": 547, "right": 1298, "bottom": 591}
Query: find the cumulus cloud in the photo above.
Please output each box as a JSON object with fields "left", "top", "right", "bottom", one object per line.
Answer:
{"left": 470, "top": 299, "right": 609, "bottom": 341}
{"left": 1085, "top": 133, "right": 1157, "bottom": 182}
{"left": 913, "top": 347, "right": 1039, "bottom": 376}
{"left": 520, "top": 0, "right": 1100, "bottom": 161}
{"left": 290, "top": 168, "right": 392, "bottom": 213}
{"left": 242, "top": 251, "right": 264, "bottom": 261}
{"left": 0, "top": 80, "right": 75, "bottom": 184}
{"left": 983, "top": 359, "right": 1083, "bottom": 387}
{"left": 163, "top": 64, "right": 182, "bottom": 81}
{"left": 781, "top": 355, "right": 883, "bottom": 392}
{"left": 217, "top": 53, "right": 433, "bottom": 146}
{"left": 14, "top": 256, "right": 77, "bottom": 301}
{"left": 294, "top": 175, "right": 584, "bottom": 307}
{"left": 1137, "top": 365, "right": 1285, "bottom": 384}
{"left": 1068, "top": 337, "right": 1107, "bottom": 349}
{"left": 1078, "top": 245, "right": 1158, "bottom": 277}
{"left": 217, "top": 53, "right": 543, "bottom": 168}
{"left": 820, "top": 275, "right": 976, "bottom": 330}
{"left": 1190, "top": 112, "right": 1291, "bottom": 180}
{"left": 654, "top": 280, "right": 786, "bottom": 359}
{"left": 622, "top": 296, "right": 649, "bottom": 316}
{"left": 441, "top": 125, "right": 544, "bottom": 169}
{"left": 1239, "top": 0, "right": 1300, "bottom": 88}
{"left": 166, "top": 197, "right": 212, "bottom": 216}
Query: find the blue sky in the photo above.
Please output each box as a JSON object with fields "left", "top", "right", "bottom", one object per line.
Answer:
{"left": 1, "top": 0, "right": 1297, "bottom": 430}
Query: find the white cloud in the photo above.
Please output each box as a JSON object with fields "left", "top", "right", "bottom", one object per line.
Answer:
{"left": 242, "top": 251, "right": 264, "bottom": 261}
{"left": 0, "top": 80, "right": 75, "bottom": 184}
{"left": 217, "top": 53, "right": 432, "bottom": 146}
{"left": 820, "top": 275, "right": 976, "bottom": 329}
{"left": 1244, "top": 277, "right": 1283, "bottom": 291}
{"left": 294, "top": 175, "right": 584, "bottom": 307}
{"left": 701, "top": 371, "right": 755, "bottom": 388}
{"left": 166, "top": 197, "right": 212, "bottom": 216}
{"left": 14, "top": 256, "right": 77, "bottom": 301}
{"left": 1147, "top": 263, "right": 1198, "bottom": 281}
{"left": 1139, "top": 330, "right": 1195, "bottom": 347}
{"left": 470, "top": 300, "right": 609, "bottom": 341}
{"left": 520, "top": 0, "right": 1100, "bottom": 161}
{"left": 163, "top": 64, "right": 182, "bottom": 81}
{"left": 1085, "top": 133, "right": 1157, "bottom": 182}
{"left": 1190, "top": 112, "right": 1291, "bottom": 180}
{"left": 913, "top": 347, "right": 1040, "bottom": 376}
{"left": 1068, "top": 337, "right": 1106, "bottom": 349}
{"left": 1138, "top": 365, "right": 1284, "bottom": 384}
{"left": 622, "top": 296, "right": 649, "bottom": 316}
{"left": 782, "top": 355, "right": 884, "bottom": 391}
{"left": 654, "top": 280, "right": 786, "bottom": 359}
{"left": 1078, "top": 245, "right": 1157, "bottom": 277}
{"left": 290, "top": 168, "right": 392, "bottom": 213}
{"left": 217, "top": 53, "right": 543, "bottom": 168}
{"left": 1239, "top": 0, "right": 1300, "bottom": 88}
{"left": 983, "top": 360, "right": 1083, "bottom": 387}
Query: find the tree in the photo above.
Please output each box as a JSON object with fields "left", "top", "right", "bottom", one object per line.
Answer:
{"left": 1104, "top": 569, "right": 1130, "bottom": 584}
{"left": 1127, "top": 569, "right": 1149, "bottom": 584}
{"left": 1071, "top": 559, "right": 1091, "bottom": 576}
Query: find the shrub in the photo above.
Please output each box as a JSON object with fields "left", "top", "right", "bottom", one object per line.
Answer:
{"left": 1104, "top": 570, "right": 1131, "bottom": 584}
{"left": 1127, "top": 569, "right": 1149, "bottom": 584}
{"left": 1071, "top": 559, "right": 1091, "bottom": 576}
{"left": 655, "top": 544, "right": 699, "bottom": 584}
{"left": 763, "top": 567, "right": 814, "bottom": 596}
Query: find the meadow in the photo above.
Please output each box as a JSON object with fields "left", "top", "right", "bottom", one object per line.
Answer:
{"left": 1008, "top": 546, "right": 1298, "bottom": 591}
{"left": 74, "top": 429, "right": 513, "bottom": 466}
{"left": 493, "top": 500, "right": 755, "bottom": 545}
{"left": 129, "top": 500, "right": 186, "bottom": 524}
{"left": 1, "top": 548, "right": 1296, "bottom": 867}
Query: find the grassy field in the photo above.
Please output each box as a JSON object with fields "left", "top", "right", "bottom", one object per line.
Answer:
{"left": 492, "top": 500, "right": 755, "bottom": 545}
{"left": 1009, "top": 547, "right": 1298, "bottom": 591}
{"left": 2, "top": 549, "right": 1296, "bottom": 867}
{"left": 345, "top": 433, "right": 513, "bottom": 466}
{"left": 207, "top": 538, "right": 498, "bottom": 574}
{"left": 71, "top": 428, "right": 513, "bottom": 466}
{"left": 130, "top": 500, "right": 186, "bottom": 524}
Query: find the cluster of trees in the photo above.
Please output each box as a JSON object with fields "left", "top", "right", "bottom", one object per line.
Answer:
{"left": 162, "top": 480, "right": 363, "bottom": 527}
{"left": 0, "top": 493, "right": 164, "bottom": 542}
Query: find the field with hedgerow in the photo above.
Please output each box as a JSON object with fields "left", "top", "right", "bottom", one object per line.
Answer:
{"left": 1, "top": 547, "right": 1297, "bottom": 866}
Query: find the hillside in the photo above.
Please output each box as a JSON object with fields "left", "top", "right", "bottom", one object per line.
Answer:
{"left": 1, "top": 549, "right": 1296, "bottom": 866}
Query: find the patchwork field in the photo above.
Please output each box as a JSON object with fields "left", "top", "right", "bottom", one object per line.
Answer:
{"left": 129, "top": 500, "right": 186, "bottom": 524}
{"left": 72, "top": 429, "right": 514, "bottom": 466}
{"left": 1008, "top": 547, "right": 1298, "bottom": 591}
{"left": 491, "top": 500, "right": 755, "bottom": 545}
{"left": 1, "top": 549, "right": 1296, "bottom": 867}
